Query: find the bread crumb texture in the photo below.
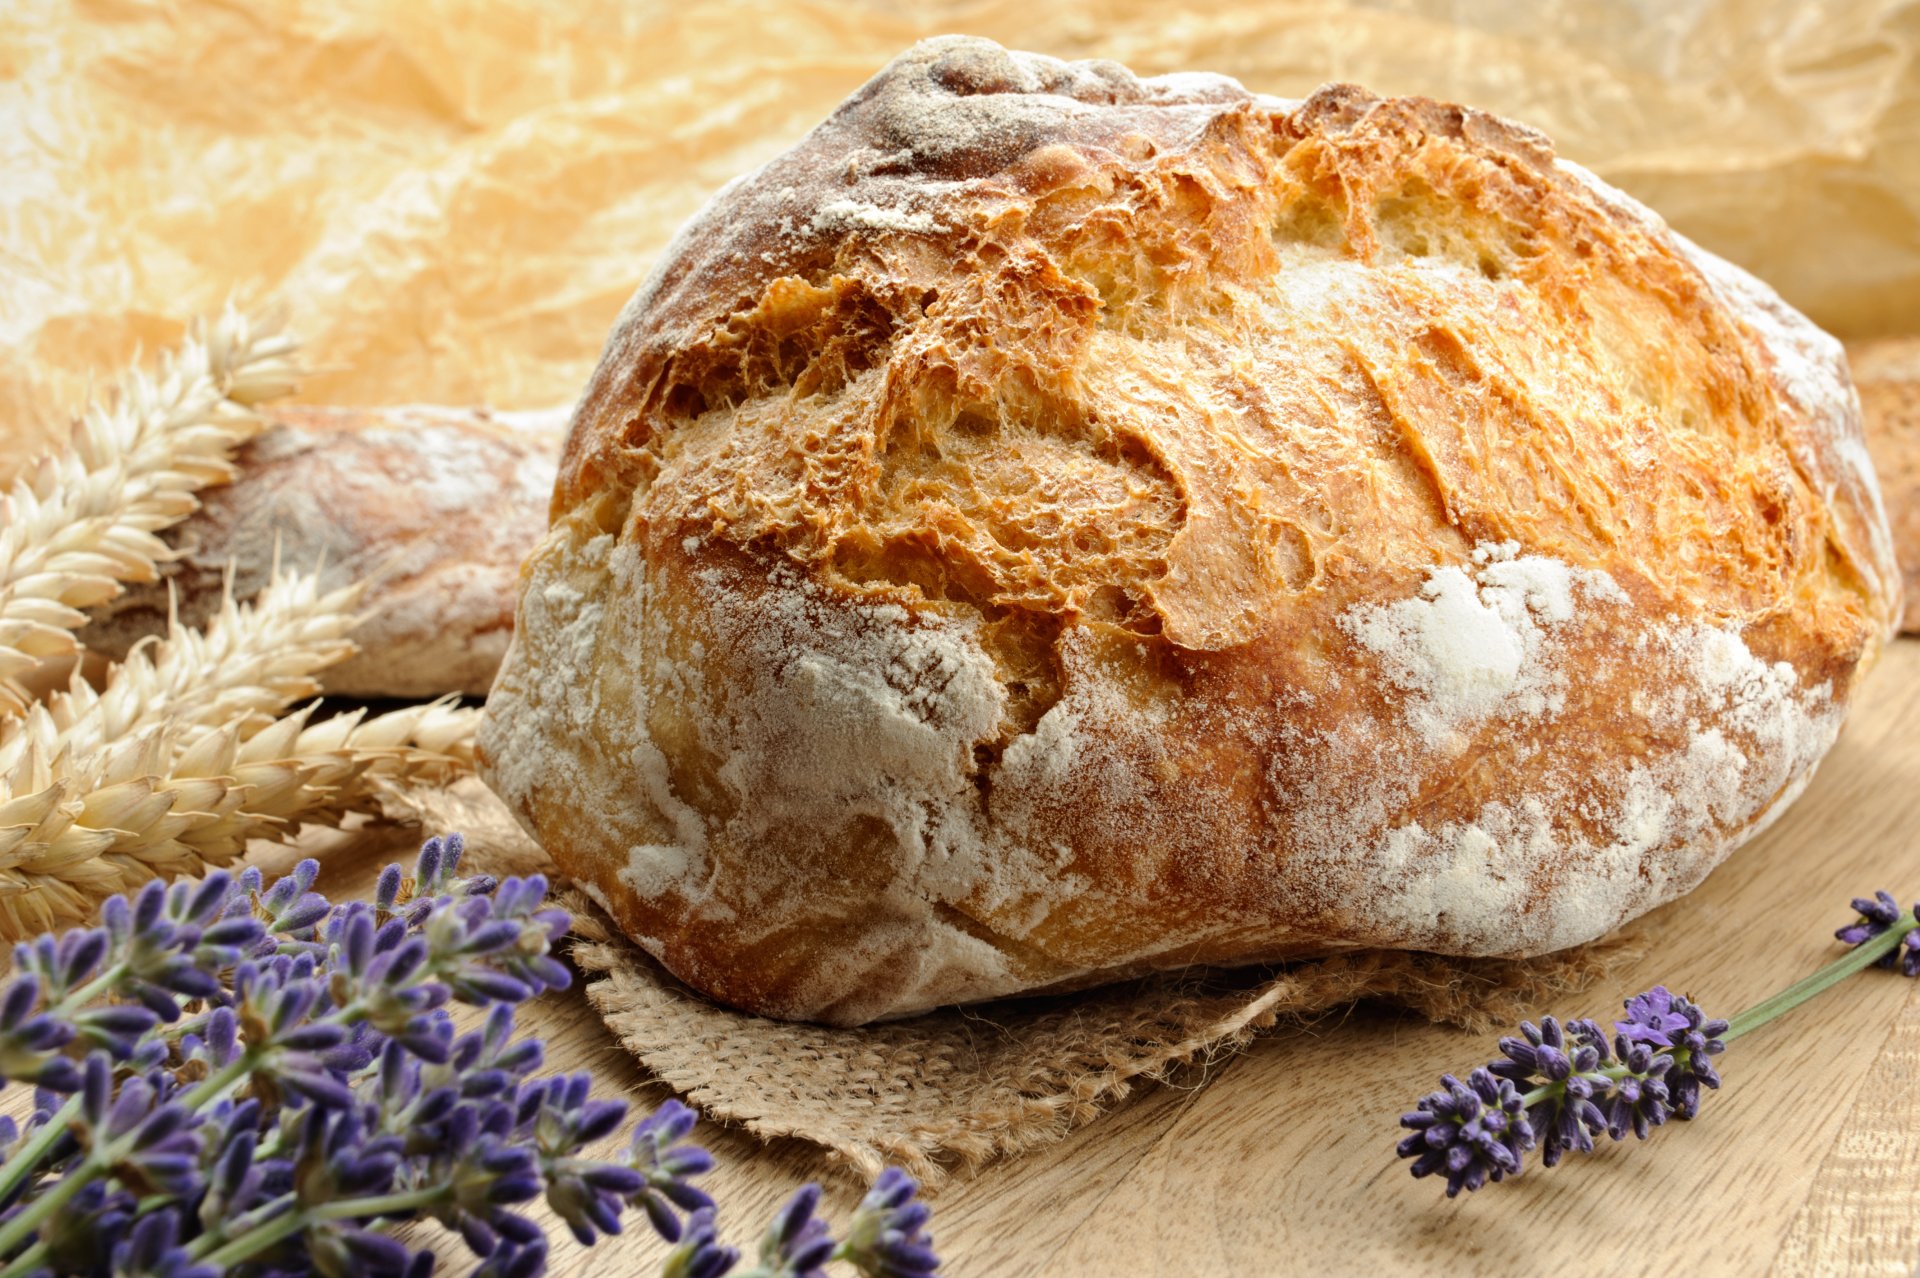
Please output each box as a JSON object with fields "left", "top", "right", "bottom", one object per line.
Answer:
{"left": 480, "top": 38, "right": 1898, "bottom": 1025}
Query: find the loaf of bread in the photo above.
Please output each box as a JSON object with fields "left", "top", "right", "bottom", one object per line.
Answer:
{"left": 82, "top": 404, "right": 565, "bottom": 698}
{"left": 1852, "top": 338, "right": 1920, "bottom": 634}
{"left": 478, "top": 38, "right": 1900, "bottom": 1026}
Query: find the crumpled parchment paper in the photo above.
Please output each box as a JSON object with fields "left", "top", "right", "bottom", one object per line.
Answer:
{"left": 3, "top": 0, "right": 1915, "bottom": 462}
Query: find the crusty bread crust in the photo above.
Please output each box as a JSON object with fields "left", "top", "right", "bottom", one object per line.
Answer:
{"left": 82, "top": 404, "right": 564, "bottom": 698}
{"left": 480, "top": 38, "right": 1898, "bottom": 1025}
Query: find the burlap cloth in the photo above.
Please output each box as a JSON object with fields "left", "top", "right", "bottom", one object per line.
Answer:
{"left": 404, "top": 779, "right": 1639, "bottom": 1186}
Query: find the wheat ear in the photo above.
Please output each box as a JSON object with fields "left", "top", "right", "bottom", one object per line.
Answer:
{"left": 0, "top": 566, "right": 478, "bottom": 939}
{"left": 0, "top": 701, "right": 479, "bottom": 939}
{"left": 0, "top": 567, "right": 364, "bottom": 773}
{"left": 0, "top": 306, "right": 299, "bottom": 713}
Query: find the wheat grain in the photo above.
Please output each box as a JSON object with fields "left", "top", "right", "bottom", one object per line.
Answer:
{"left": 0, "top": 306, "right": 300, "bottom": 713}
{"left": 0, "top": 699, "right": 481, "bottom": 939}
{"left": 0, "top": 568, "right": 365, "bottom": 773}
{"left": 0, "top": 559, "right": 479, "bottom": 938}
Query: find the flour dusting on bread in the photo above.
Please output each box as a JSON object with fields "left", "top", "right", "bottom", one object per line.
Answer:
{"left": 1340, "top": 543, "right": 1628, "bottom": 749}
{"left": 480, "top": 38, "right": 1896, "bottom": 1024}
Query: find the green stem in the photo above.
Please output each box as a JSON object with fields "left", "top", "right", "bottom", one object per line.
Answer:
{"left": 1724, "top": 920, "right": 1909, "bottom": 1043}
{"left": 0, "top": 1239, "right": 48, "bottom": 1278}
{"left": 195, "top": 1205, "right": 307, "bottom": 1269}
{"left": 309, "top": 1186, "right": 448, "bottom": 1220}
{"left": 0, "top": 1147, "right": 107, "bottom": 1259}
{"left": 55, "top": 961, "right": 132, "bottom": 1019}
{"left": 1505, "top": 917, "right": 1912, "bottom": 1113}
{"left": 192, "top": 1186, "right": 450, "bottom": 1268}
{"left": 0, "top": 1094, "right": 77, "bottom": 1206}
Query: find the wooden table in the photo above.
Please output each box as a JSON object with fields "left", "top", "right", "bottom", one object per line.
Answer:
{"left": 40, "top": 640, "right": 1920, "bottom": 1276}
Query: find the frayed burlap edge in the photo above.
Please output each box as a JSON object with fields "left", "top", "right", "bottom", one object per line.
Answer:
{"left": 565, "top": 890, "right": 1641, "bottom": 1187}
{"left": 400, "top": 779, "right": 1644, "bottom": 1188}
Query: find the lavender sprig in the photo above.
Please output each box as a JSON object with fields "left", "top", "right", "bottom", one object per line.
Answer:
{"left": 0, "top": 834, "right": 942, "bottom": 1277}
{"left": 833, "top": 1169, "right": 941, "bottom": 1278}
{"left": 1397, "top": 889, "right": 1920, "bottom": 1196}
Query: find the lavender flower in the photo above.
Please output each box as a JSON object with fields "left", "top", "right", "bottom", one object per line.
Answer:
{"left": 628, "top": 1098, "right": 718, "bottom": 1243}
{"left": 532, "top": 1073, "right": 647, "bottom": 1245}
{"left": 1601, "top": 1038, "right": 1675, "bottom": 1141}
{"left": 111, "top": 1210, "right": 217, "bottom": 1278}
{"left": 1838, "top": 891, "right": 1920, "bottom": 975}
{"left": 837, "top": 1168, "right": 941, "bottom": 1278}
{"left": 752, "top": 1184, "right": 837, "bottom": 1278}
{"left": 0, "top": 834, "right": 940, "bottom": 1277}
{"left": 1397, "top": 1069, "right": 1532, "bottom": 1195}
{"left": 1397, "top": 986, "right": 1732, "bottom": 1194}
{"left": 1398, "top": 889, "right": 1920, "bottom": 1197}
{"left": 664, "top": 1207, "right": 742, "bottom": 1278}
{"left": 1616, "top": 987, "right": 1693, "bottom": 1047}
{"left": 1617, "top": 987, "right": 1727, "bottom": 1119}
{"left": 1488, "top": 1016, "right": 1612, "bottom": 1167}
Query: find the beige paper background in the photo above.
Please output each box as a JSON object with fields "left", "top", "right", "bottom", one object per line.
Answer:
{"left": 2, "top": 0, "right": 1915, "bottom": 461}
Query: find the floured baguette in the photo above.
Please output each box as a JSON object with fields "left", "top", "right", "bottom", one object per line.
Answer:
{"left": 81, "top": 404, "right": 565, "bottom": 698}
{"left": 479, "top": 38, "right": 1899, "bottom": 1025}
{"left": 1852, "top": 337, "right": 1920, "bottom": 634}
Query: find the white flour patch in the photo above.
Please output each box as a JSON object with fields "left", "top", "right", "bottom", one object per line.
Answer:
{"left": 810, "top": 199, "right": 944, "bottom": 236}
{"left": 1362, "top": 618, "right": 1837, "bottom": 953}
{"left": 1339, "top": 542, "right": 1627, "bottom": 749}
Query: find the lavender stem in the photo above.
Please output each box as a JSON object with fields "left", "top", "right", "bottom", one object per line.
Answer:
{"left": 0, "top": 1093, "right": 77, "bottom": 1204}
{"left": 192, "top": 1185, "right": 453, "bottom": 1268}
{"left": 1724, "top": 918, "right": 1911, "bottom": 1043}
{"left": 0, "top": 1142, "right": 111, "bottom": 1257}
{"left": 0, "top": 1239, "right": 48, "bottom": 1278}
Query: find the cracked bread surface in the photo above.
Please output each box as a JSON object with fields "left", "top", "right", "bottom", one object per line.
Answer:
{"left": 479, "top": 37, "right": 1898, "bottom": 1025}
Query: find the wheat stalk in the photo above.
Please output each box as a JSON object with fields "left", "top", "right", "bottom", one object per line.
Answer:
{"left": 0, "top": 564, "right": 478, "bottom": 939}
{"left": 0, "top": 699, "right": 479, "bottom": 939}
{"left": 0, "top": 306, "right": 299, "bottom": 713}
{"left": 0, "top": 567, "right": 363, "bottom": 774}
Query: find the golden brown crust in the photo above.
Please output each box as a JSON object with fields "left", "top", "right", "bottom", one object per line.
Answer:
{"left": 480, "top": 38, "right": 1897, "bottom": 1025}
{"left": 82, "top": 404, "right": 563, "bottom": 697}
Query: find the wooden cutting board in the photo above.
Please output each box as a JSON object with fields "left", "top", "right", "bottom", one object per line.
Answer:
{"left": 30, "top": 638, "right": 1920, "bottom": 1276}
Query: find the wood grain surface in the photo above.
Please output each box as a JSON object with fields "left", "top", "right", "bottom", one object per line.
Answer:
{"left": 15, "top": 641, "right": 1920, "bottom": 1276}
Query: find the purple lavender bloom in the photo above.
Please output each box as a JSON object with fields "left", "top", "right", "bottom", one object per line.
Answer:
{"left": 450, "top": 1004, "right": 545, "bottom": 1099}
{"left": 232, "top": 963, "right": 355, "bottom": 1110}
{"left": 416, "top": 1101, "right": 545, "bottom": 1257}
{"left": 307, "top": 1219, "right": 429, "bottom": 1278}
{"left": 663, "top": 1207, "right": 740, "bottom": 1278}
{"left": 1837, "top": 890, "right": 1920, "bottom": 975}
{"left": 295, "top": 1106, "right": 405, "bottom": 1203}
{"left": 201, "top": 1125, "right": 269, "bottom": 1222}
{"left": 0, "top": 831, "right": 943, "bottom": 1278}
{"left": 1486, "top": 1016, "right": 1615, "bottom": 1168}
{"left": 757, "top": 1183, "right": 837, "bottom": 1278}
{"left": 418, "top": 831, "right": 497, "bottom": 900}
{"left": 1399, "top": 983, "right": 1736, "bottom": 1195}
{"left": 110, "top": 1210, "right": 219, "bottom": 1278}
{"left": 474, "top": 1238, "right": 550, "bottom": 1278}
{"left": 1396, "top": 1068, "right": 1533, "bottom": 1196}
{"left": 1837, "top": 890, "right": 1905, "bottom": 952}
{"left": 1615, "top": 987, "right": 1694, "bottom": 1048}
{"left": 627, "top": 1099, "right": 718, "bottom": 1243}
{"left": 1602, "top": 1038, "right": 1675, "bottom": 1140}
{"left": 1616, "top": 988, "right": 1727, "bottom": 1120}
{"left": 840, "top": 1168, "right": 941, "bottom": 1278}
{"left": 40, "top": 1179, "right": 139, "bottom": 1273}
{"left": 530, "top": 1072, "right": 645, "bottom": 1245}
{"left": 73, "top": 1056, "right": 204, "bottom": 1200}
{"left": 0, "top": 974, "right": 84, "bottom": 1089}
{"left": 246, "top": 858, "right": 331, "bottom": 944}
